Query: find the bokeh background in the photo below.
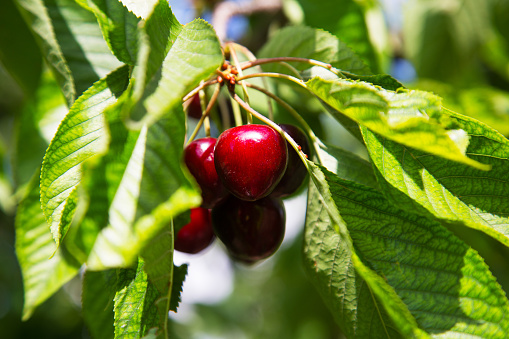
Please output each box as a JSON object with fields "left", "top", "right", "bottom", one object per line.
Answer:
{"left": 1, "top": 0, "right": 509, "bottom": 338}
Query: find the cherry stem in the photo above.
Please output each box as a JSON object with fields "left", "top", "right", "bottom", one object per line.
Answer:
{"left": 277, "top": 62, "right": 303, "bottom": 79}
{"left": 187, "top": 83, "right": 221, "bottom": 145}
{"left": 231, "top": 93, "right": 310, "bottom": 168}
{"left": 242, "top": 82, "right": 323, "bottom": 157}
{"left": 228, "top": 42, "right": 274, "bottom": 121}
{"left": 227, "top": 44, "right": 252, "bottom": 124}
{"left": 239, "top": 57, "right": 344, "bottom": 78}
{"left": 236, "top": 72, "right": 306, "bottom": 89}
{"left": 183, "top": 78, "right": 218, "bottom": 102}
{"left": 230, "top": 95, "right": 243, "bottom": 127}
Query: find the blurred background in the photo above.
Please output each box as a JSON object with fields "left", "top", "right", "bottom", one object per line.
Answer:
{"left": 1, "top": 0, "right": 509, "bottom": 338}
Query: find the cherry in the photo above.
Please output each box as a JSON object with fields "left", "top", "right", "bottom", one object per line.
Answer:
{"left": 175, "top": 207, "right": 214, "bottom": 254}
{"left": 271, "top": 124, "right": 310, "bottom": 198}
{"left": 214, "top": 124, "right": 288, "bottom": 201}
{"left": 184, "top": 137, "right": 230, "bottom": 209}
{"left": 186, "top": 93, "right": 202, "bottom": 119}
{"left": 211, "top": 195, "right": 285, "bottom": 264}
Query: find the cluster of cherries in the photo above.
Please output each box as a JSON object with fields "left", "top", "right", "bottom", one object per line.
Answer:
{"left": 175, "top": 96, "right": 310, "bottom": 264}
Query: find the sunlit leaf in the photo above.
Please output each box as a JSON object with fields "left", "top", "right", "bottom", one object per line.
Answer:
{"left": 306, "top": 77, "right": 490, "bottom": 170}
{"left": 130, "top": 18, "right": 223, "bottom": 127}
{"left": 15, "top": 171, "right": 80, "bottom": 320}
{"left": 83, "top": 108, "right": 200, "bottom": 269}
{"left": 40, "top": 65, "right": 130, "bottom": 247}
{"left": 363, "top": 109, "right": 509, "bottom": 248}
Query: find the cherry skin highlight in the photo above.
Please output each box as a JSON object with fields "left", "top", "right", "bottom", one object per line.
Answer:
{"left": 184, "top": 137, "right": 229, "bottom": 209}
{"left": 211, "top": 195, "right": 285, "bottom": 264}
{"left": 175, "top": 207, "right": 214, "bottom": 254}
{"left": 271, "top": 124, "right": 310, "bottom": 198}
{"left": 214, "top": 124, "right": 288, "bottom": 201}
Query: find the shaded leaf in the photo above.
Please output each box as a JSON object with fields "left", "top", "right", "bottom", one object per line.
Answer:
{"left": 0, "top": 0, "right": 42, "bottom": 95}
{"left": 258, "top": 25, "right": 371, "bottom": 75}
{"left": 320, "top": 164, "right": 509, "bottom": 337}
{"left": 15, "top": 171, "right": 80, "bottom": 320}
{"left": 293, "top": 0, "right": 383, "bottom": 71}
{"left": 86, "top": 0, "right": 141, "bottom": 65}
{"left": 14, "top": 70, "right": 66, "bottom": 187}
{"left": 82, "top": 270, "right": 116, "bottom": 339}
{"left": 306, "top": 160, "right": 425, "bottom": 338}
{"left": 314, "top": 139, "right": 378, "bottom": 190}
{"left": 16, "top": 0, "right": 123, "bottom": 105}
{"left": 304, "top": 182, "right": 403, "bottom": 338}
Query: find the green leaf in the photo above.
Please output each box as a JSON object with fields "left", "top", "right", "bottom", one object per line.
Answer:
{"left": 119, "top": 0, "right": 157, "bottom": 19}
{"left": 304, "top": 182, "right": 403, "bottom": 338}
{"left": 305, "top": 160, "right": 426, "bottom": 337}
{"left": 0, "top": 0, "right": 42, "bottom": 95}
{"left": 362, "top": 109, "right": 509, "bottom": 248}
{"left": 258, "top": 25, "right": 371, "bottom": 75}
{"left": 403, "top": 0, "right": 490, "bottom": 84}
{"left": 86, "top": 0, "right": 141, "bottom": 65}
{"left": 306, "top": 76, "right": 490, "bottom": 170}
{"left": 114, "top": 258, "right": 160, "bottom": 338}
{"left": 314, "top": 140, "right": 378, "bottom": 189}
{"left": 142, "top": 223, "right": 188, "bottom": 336}
{"left": 82, "top": 108, "right": 200, "bottom": 269}
{"left": 319, "top": 164, "right": 509, "bottom": 337}
{"left": 130, "top": 18, "right": 223, "bottom": 127}
{"left": 133, "top": 0, "right": 181, "bottom": 92}
{"left": 40, "top": 65, "right": 130, "bottom": 248}
{"left": 14, "top": 70, "right": 66, "bottom": 187}
{"left": 82, "top": 270, "right": 116, "bottom": 339}
{"left": 413, "top": 80, "right": 509, "bottom": 136}
{"left": 293, "top": 0, "right": 383, "bottom": 72}
{"left": 15, "top": 171, "right": 80, "bottom": 320}
{"left": 16, "top": 0, "right": 123, "bottom": 105}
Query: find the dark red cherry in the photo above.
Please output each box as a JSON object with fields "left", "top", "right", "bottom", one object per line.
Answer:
{"left": 211, "top": 195, "right": 285, "bottom": 263}
{"left": 271, "top": 124, "right": 310, "bottom": 197}
{"left": 214, "top": 124, "right": 288, "bottom": 201}
{"left": 186, "top": 93, "right": 202, "bottom": 119}
{"left": 175, "top": 207, "right": 214, "bottom": 254}
{"left": 184, "top": 137, "right": 230, "bottom": 209}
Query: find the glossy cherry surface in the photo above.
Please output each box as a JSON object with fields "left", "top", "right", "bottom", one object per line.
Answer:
{"left": 175, "top": 207, "right": 214, "bottom": 254}
{"left": 211, "top": 195, "right": 285, "bottom": 264}
{"left": 271, "top": 124, "right": 310, "bottom": 197}
{"left": 184, "top": 137, "right": 229, "bottom": 209}
{"left": 186, "top": 93, "right": 202, "bottom": 119}
{"left": 214, "top": 124, "right": 288, "bottom": 201}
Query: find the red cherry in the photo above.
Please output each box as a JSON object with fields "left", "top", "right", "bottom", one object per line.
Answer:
{"left": 211, "top": 195, "right": 285, "bottom": 263}
{"left": 186, "top": 93, "right": 202, "bottom": 119}
{"left": 214, "top": 124, "right": 288, "bottom": 201}
{"left": 175, "top": 208, "right": 214, "bottom": 254}
{"left": 184, "top": 137, "right": 230, "bottom": 209}
{"left": 271, "top": 124, "right": 310, "bottom": 198}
